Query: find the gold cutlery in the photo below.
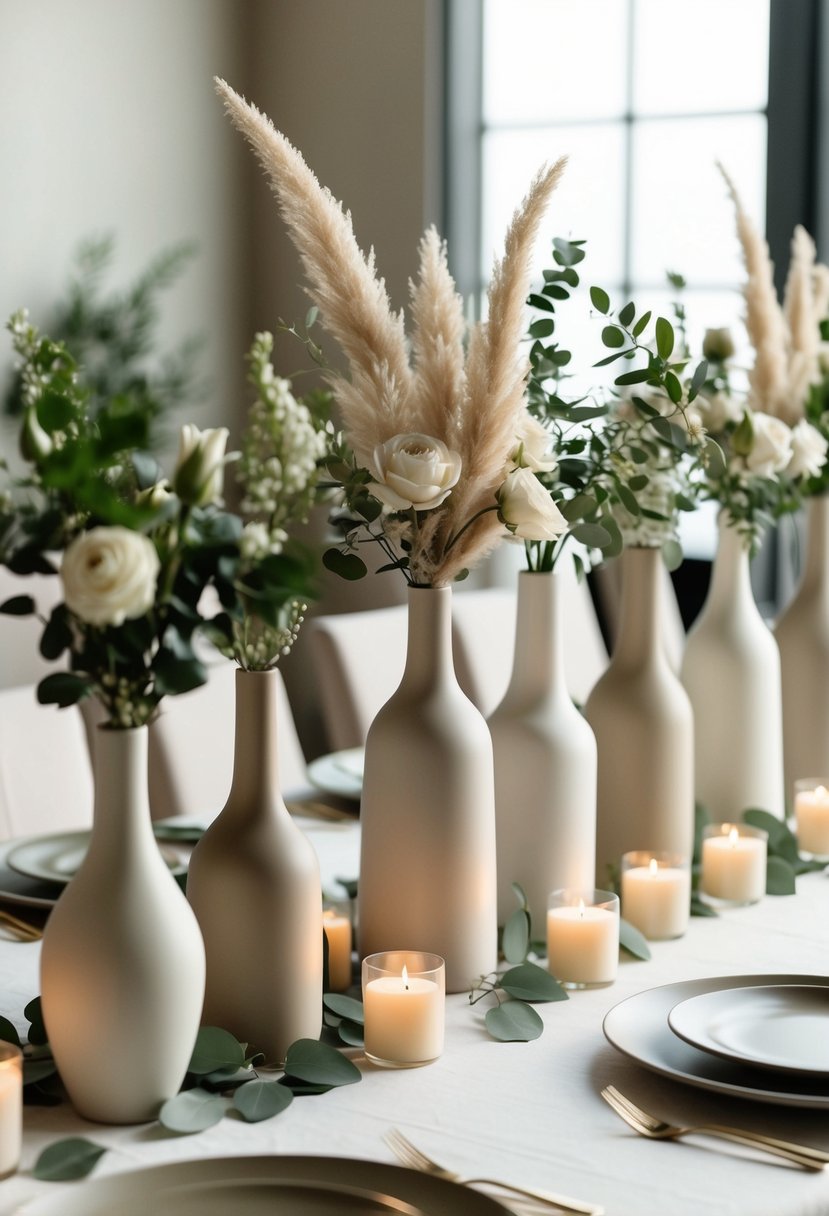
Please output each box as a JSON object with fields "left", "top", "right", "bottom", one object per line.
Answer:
{"left": 286, "top": 800, "right": 356, "bottom": 823}
{"left": 385, "top": 1127, "right": 604, "bottom": 1215}
{"left": 0, "top": 908, "right": 43, "bottom": 941}
{"left": 601, "top": 1085, "right": 828, "bottom": 1170}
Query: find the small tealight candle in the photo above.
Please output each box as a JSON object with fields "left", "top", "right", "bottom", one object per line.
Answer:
{"left": 323, "top": 906, "right": 353, "bottom": 992}
{"left": 362, "top": 951, "right": 445, "bottom": 1067}
{"left": 700, "top": 823, "right": 768, "bottom": 906}
{"left": 546, "top": 888, "right": 619, "bottom": 989}
{"left": 794, "top": 779, "right": 829, "bottom": 858}
{"left": 0, "top": 1044, "right": 22, "bottom": 1178}
{"left": 621, "top": 852, "right": 691, "bottom": 940}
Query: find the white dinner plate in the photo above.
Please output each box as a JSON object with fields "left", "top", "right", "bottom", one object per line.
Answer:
{"left": 668, "top": 984, "right": 829, "bottom": 1075}
{"left": 307, "top": 747, "right": 365, "bottom": 801}
{"left": 6, "top": 831, "right": 184, "bottom": 886}
{"left": 0, "top": 838, "right": 62, "bottom": 909}
{"left": 17, "top": 1155, "right": 509, "bottom": 1215}
{"left": 603, "top": 974, "right": 829, "bottom": 1108}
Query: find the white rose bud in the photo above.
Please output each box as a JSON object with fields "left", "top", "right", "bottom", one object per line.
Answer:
{"left": 498, "top": 467, "right": 568, "bottom": 542}
{"left": 135, "top": 480, "right": 173, "bottom": 510}
{"left": 61, "top": 526, "right": 160, "bottom": 628}
{"left": 369, "top": 433, "right": 462, "bottom": 511}
{"left": 173, "top": 424, "right": 229, "bottom": 507}
{"left": 745, "top": 413, "right": 794, "bottom": 477}
{"left": 788, "top": 419, "right": 829, "bottom": 479}
{"left": 702, "top": 327, "right": 736, "bottom": 362}
{"left": 508, "top": 413, "right": 557, "bottom": 474}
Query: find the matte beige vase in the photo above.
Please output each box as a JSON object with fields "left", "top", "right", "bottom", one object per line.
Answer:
{"left": 358, "top": 585, "right": 497, "bottom": 993}
{"left": 187, "top": 669, "right": 322, "bottom": 1065}
{"left": 489, "top": 570, "right": 597, "bottom": 933}
{"left": 40, "top": 725, "right": 205, "bottom": 1123}
{"left": 585, "top": 547, "right": 695, "bottom": 885}
{"left": 775, "top": 495, "right": 829, "bottom": 792}
{"left": 682, "top": 515, "right": 784, "bottom": 820}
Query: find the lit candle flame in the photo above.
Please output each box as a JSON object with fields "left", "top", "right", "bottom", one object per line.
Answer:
{"left": 648, "top": 857, "right": 659, "bottom": 876}
{"left": 402, "top": 965, "right": 409, "bottom": 991}
{"left": 728, "top": 827, "right": 740, "bottom": 847}
{"left": 817, "top": 785, "right": 829, "bottom": 799}
{"left": 577, "top": 898, "right": 585, "bottom": 919}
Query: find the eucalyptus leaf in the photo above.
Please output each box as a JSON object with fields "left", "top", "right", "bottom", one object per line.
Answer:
{"left": 283, "top": 1038, "right": 361, "bottom": 1087}
{"left": 25, "top": 996, "right": 48, "bottom": 1047}
{"left": 233, "top": 1079, "right": 293, "bottom": 1123}
{"left": 159, "top": 1087, "right": 225, "bottom": 1134}
{"left": 511, "top": 881, "right": 528, "bottom": 909}
{"left": 662, "top": 539, "right": 683, "bottom": 572}
{"left": 0, "top": 1017, "right": 20, "bottom": 1047}
{"left": 570, "top": 522, "right": 611, "bottom": 548}
{"left": 279, "top": 1078, "right": 334, "bottom": 1096}
{"left": 601, "top": 325, "right": 626, "bottom": 349}
{"left": 618, "top": 301, "right": 636, "bottom": 328}
{"left": 0, "top": 595, "right": 35, "bottom": 616}
{"left": 619, "top": 918, "right": 652, "bottom": 960}
{"left": 690, "top": 893, "right": 718, "bottom": 917}
{"left": 36, "top": 672, "right": 91, "bottom": 709}
{"left": 188, "top": 1026, "right": 246, "bottom": 1076}
{"left": 322, "top": 994, "right": 365, "bottom": 1025}
{"left": 485, "top": 1000, "right": 544, "bottom": 1042}
{"left": 766, "top": 855, "right": 797, "bottom": 896}
{"left": 502, "top": 907, "right": 530, "bottom": 964}
{"left": 500, "top": 962, "right": 568, "bottom": 1002}
{"left": 34, "top": 1137, "right": 107, "bottom": 1181}
{"left": 322, "top": 549, "right": 367, "bottom": 581}
{"left": 590, "top": 286, "right": 610, "bottom": 314}
{"left": 337, "top": 1019, "right": 365, "bottom": 1047}
{"left": 655, "top": 316, "right": 674, "bottom": 360}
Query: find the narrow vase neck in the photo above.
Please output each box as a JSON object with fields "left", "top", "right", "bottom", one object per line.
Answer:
{"left": 90, "top": 726, "right": 153, "bottom": 854}
{"left": 508, "top": 571, "right": 567, "bottom": 700}
{"left": 612, "top": 547, "right": 665, "bottom": 667}
{"left": 401, "top": 586, "right": 455, "bottom": 693}
{"left": 228, "top": 669, "right": 284, "bottom": 813}
{"left": 799, "top": 494, "right": 829, "bottom": 596}
{"left": 707, "top": 516, "right": 756, "bottom": 614}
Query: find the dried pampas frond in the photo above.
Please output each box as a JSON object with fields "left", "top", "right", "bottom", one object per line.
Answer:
{"left": 783, "top": 225, "right": 820, "bottom": 423}
{"left": 408, "top": 227, "right": 467, "bottom": 448}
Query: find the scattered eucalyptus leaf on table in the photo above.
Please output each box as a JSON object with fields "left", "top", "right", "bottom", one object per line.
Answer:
{"left": 187, "top": 1026, "right": 247, "bottom": 1076}
{"left": 233, "top": 1078, "right": 293, "bottom": 1123}
{"left": 322, "top": 994, "right": 365, "bottom": 1025}
{"left": 619, "top": 918, "right": 651, "bottom": 961}
{"left": 499, "top": 962, "right": 568, "bottom": 1003}
{"left": 283, "top": 1038, "right": 361, "bottom": 1089}
{"left": 159, "top": 1086, "right": 225, "bottom": 1134}
{"left": 486, "top": 1000, "right": 544, "bottom": 1042}
{"left": 34, "top": 1137, "right": 107, "bottom": 1181}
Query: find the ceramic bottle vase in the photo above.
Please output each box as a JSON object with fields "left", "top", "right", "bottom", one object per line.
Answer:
{"left": 358, "top": 585, "right": 497, "bottom": 993}
{"left": 489, "top": 570, "right": 597, "bottom": 933}
{"left": 775, "top": 495, "right": 829, "bottom": 790}
{"left": 40, "top": 725, "right": 205, "bottom": 1123}
{"left": 585, "top": 547, "right": 695, "bottom": 886}
{"left": 681, "top": 515, "right": 784, "bottom": 821}
{"left": 187, "top": 668, "right": 322, "bottom": 1065}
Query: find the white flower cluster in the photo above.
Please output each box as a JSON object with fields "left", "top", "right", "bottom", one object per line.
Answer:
{"left": 614, "top": 464, "right": 686, "bottom": 550}
{"left": 231, "top": 601, "right": 307, "bottom": 672}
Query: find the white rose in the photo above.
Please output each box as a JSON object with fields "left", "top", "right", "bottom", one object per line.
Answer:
{"left": 61, "top": 527, "right": 160, "bottom": 628}
{"left": 696, "top": 390, "right": 742, "bottom": 435}
{"left": 788, "top": 419, "right": 829, "bottom": 479}
{"left": 508, "top": 413, "right": 557, "bottom": 474}
{"left": 369, "top": 433, "right": 461, "bottom": 511}
{"left": 173, "top": 424, "right": 229, "bottom": 507}
{"left": 745, "top": 413, "right": 793, "bottom": 477}
{"left": 498, "top": 468, "right": 568, "bottom": 542}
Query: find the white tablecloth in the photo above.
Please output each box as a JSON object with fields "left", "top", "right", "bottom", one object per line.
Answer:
{"left": 1, "top": 818, "right": 829, "bottom": 1216}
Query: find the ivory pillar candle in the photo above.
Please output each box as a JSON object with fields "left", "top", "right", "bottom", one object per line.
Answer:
{"left": 0, "top": 1044, "right": 22, "bottom": 1178}
{"left": 621, "top": 852, "right": 690, "bottom": 940}
{"left": 362, "top": 951, "right": 445, "bottom": 1067}
{"left": 794, "top": 780, "right": 829, "bottom": 857}
{"left": 323, "top": 908, "right": 353, "bottom": 992}
{"left": 546, "top": 888, "right": 619, "bottom": 988}
{"left": 700, "top": 823, "right": 767, "bottom": 905}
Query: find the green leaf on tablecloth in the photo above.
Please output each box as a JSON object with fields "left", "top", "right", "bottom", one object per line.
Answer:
{"left": 502, "top": 907, "right": 531, "bottom": 964}
{"left": 233, "top": 1078, "right": 293, "bottom": 1123}
{"left": 200, "top": 1066, "right": 254, "bottom": 1092}
{"left": 283, "top": 1038, "right": 361, "bottom": 1088}
{"left": 34, "top": 1137, "right": 107, "bottom": 1181}
{"left": 279, "top": 1078, "right": 335, "bottom": 1096}
{"left": 323, "top": 994, "right": 365, "bottom": 1025}
{"left": 0, "top": 1017, "right": 20, "bottom": 1047}
{"left": 159, "top": 1087, "right": 225, "bottom": 1133}
{"left": 690, "top": 893, "right": 718, "bottom": 917}
{"left": 795, "top": 857, "right": 828, "bottom": 875}
{"left": 485, "top": 1000, "right": 544, "bottom": 1042}
{"left": 619, "top": 918, "right": 651, "bottom": 961}
{"left": 500, "top": 962, "right": 568, "bottom": 1002}
{"left": 188, "top": 1026, "right": 246, "bottom": 1076}
{"left": 766, "top": 855, "right": 797, "bottom": 895}
{"left": 24, "top": 996, "right": 48, "bottom": 1047}
{"left": 323, "top": 1010, "right": 342, "bottom": 1029}
{"left": 337, "top": 1019, "right": 365, "bottom": 1047}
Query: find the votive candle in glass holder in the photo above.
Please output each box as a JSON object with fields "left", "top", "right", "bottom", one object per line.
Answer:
{"left": 323, "top": 904, "right": 353, "bottom": 992}
{"left": 0, "top": 1043, "right": 22, "bottom": 1178}
{"left": 362, "top": 951, "right": 445, "bottom": 1067}
{"left": 621, "top": 851, "right": 691, "bottom": 940}
{"left": 700, "top": 823, "right": 767, "bottom": 906}
{"left": 546, "top": 888, "right": 619, "bottom": 989}
{"left": 793, "top": 779, "right": 829, "bottom": 859}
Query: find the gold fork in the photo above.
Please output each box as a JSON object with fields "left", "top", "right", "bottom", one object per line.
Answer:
{"left": 601, "top": 1085, "right": 828, "bottom": 1171}
{"left": 0, "top": 908, "right": 42, "bottom": 942}
{"left": 385, "top": 1128, "right": 604, "bottom": 1215}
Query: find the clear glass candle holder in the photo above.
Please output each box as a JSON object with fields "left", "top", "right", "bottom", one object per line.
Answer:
{"left": 700, "top": 822, "right": 768, "bottom": 906}
{"left": 0, "top": 1043, "right": 22, "bottom": 1179}
{"left": 793, "top": 779, "right": 829, "bottom": 860}
{"left": 361, "top": 951, "right": 445, "bottom": 1067}
{"left": 546, "top": 888, "right": 619, "bottom": 989}
{"left": 620, "top": 851, "right": 691, "bottom": 940}
{"left": 323, "top": 901, "right": 353, "bottom": 993}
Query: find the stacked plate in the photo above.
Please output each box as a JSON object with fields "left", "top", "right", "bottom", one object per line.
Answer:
{"left": 603, "top": 974, "right": 829, "bottom": 1108}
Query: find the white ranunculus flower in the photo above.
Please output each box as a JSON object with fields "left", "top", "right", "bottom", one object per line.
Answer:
{"left": 498, "top": 467, "right": 568, "bottom": 542}
{"left": 508, "top": 413, "right": 557, "bottom": 474}
{"left": 745, "top": 413, "right": 793, "bottom": 477}
{"left": 788, "top": 419, "right": 829, "bottom": 479}
{"left": 61, "top": 527, "right": 160, "bottom": 628}
{"left": 369, "top": 433, "right": 461, "bottom": 511}
{"left": 173, "top": 424, "right": 230, "bottom": 507}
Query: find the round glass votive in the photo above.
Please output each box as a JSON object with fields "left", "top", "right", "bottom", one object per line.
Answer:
{"left": 793, "top": 779, "right": 829, "bottom": 859}
{"left": 361, "top": 951, "right": 445, "bottom": 1068}
{"left": 700, "top": 823, "right": 768, "bottom": 906}
{"left": 0, "top": 1043, "right": 22, "bottom": 1179}
{"left": 546, "top": 888, "right": 619, "bottom": 989}
{"left": 620, "top": 851, "right": 691, "bottom": 941}
{"left": 323, "top": 902, "right": 353, "bottom": 992}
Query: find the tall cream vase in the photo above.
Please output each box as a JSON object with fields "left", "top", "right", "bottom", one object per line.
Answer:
{"left": 681, "top": 514, "right": 784, "bottom": 820}
{"left": 40, "top": 725, "right": 205, "bottom": 1123}
{"left": 187, "top": 668, "right": 322, "bottom": 1064}
{"left": 489, "top": 569, "right": 597, "bottom": 932}
{"left": 585, "top": 546, "right": 695, "bottom": 885}
{"left": 775, "top": 494, "right": 829, "bottom": 789}
{"left": 358, "top": 585, "right": 497, "bottom": 993}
